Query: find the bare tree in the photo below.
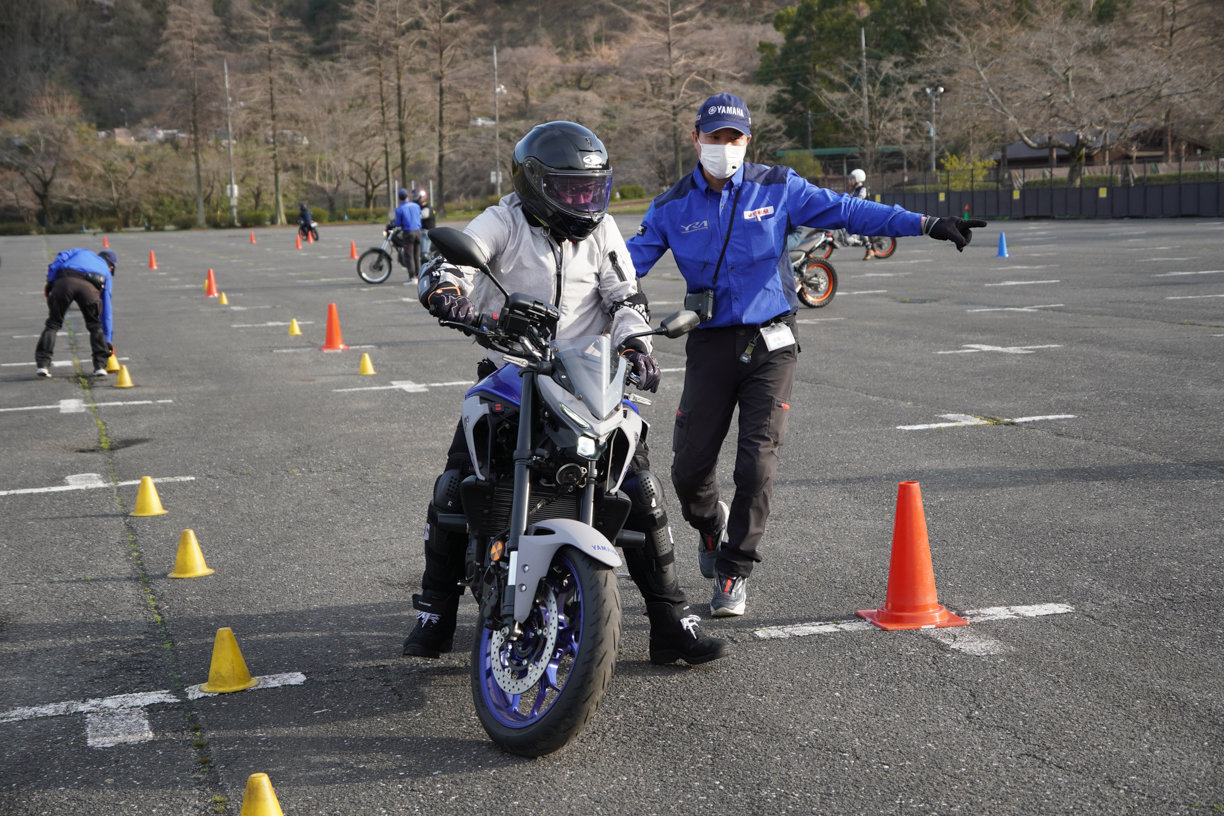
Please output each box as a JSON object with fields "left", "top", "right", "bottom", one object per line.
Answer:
{"left": 0, "top": 85, "right": 86, "bottom": 227}
{"left": 813, "top": 54, "right": 924, "bottom": 177}
{"left": 157, "top": 0, "right": 222, "bottom": 226}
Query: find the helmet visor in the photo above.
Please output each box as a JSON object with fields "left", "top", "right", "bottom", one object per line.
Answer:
{"left": 541, "top": 171, "right": 613, "bottom": 215}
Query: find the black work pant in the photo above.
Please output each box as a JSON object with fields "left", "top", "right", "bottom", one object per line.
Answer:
{"left": 401, "top": 230, "right": 422, "bottom": 279}
{"left": 36, "top": 276, "right": 109, "bottom": 370}
{"left": 671, "top": 321, "right": 798, "bottom": 579}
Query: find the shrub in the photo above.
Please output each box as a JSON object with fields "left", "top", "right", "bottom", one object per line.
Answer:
{"left": 172, "top": 215, "right": 196, "bottom": 230}
{"left": 617, "top": 185, "right": 647, "bottom": 200}
{"left": 0, "top": 221, "right": 34, "bottom": 235}
{"left": 238, "top": 209, "right": 270, "bottom": 227}
{"left": 98, "top": 217, "right": 121, "bottom": 232}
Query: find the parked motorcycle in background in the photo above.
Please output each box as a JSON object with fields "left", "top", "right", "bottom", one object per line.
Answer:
{"left": 422, "top": 227, "right": 699, "bottom": 756}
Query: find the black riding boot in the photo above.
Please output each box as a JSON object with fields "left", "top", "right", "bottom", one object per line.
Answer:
{"left": 402, "top": 591, "right": 460, "bottom": 658}
{"left": 646, "top": 602, "right": 728, "bottom": 665}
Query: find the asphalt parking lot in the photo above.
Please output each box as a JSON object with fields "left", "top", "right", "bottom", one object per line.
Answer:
{"left": 1, "top": 216, "right": 1221, "bottom": 815}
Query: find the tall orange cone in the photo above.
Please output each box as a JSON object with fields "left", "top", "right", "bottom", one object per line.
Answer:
{"left": 199, "top": 627, "right": 259, "bottom": 693}
{"left": 148, "top": 250, "right": 158, "bottom": 269}
{"left": 307, "top": 230, "right": 314, "bottom": 244}
{"left": 250, "top": 231, "right": 257, "bottom": 244}
{"left": 239, "top": 773, "right": 284, "bottom": 816}
{"left": 131, "top": 476, "right": 168, "bottom": 516}
{"left": 349, "top": 240, "right": 358, "bottom": 259}
{"left": 319, "top": 303, "right": 349, "bottom": 350}
{"left": 102, "top": 235, "right": 109, "bottom": 248}
{"left": 169, "top": 529, "right": 215, "bottom": 578}
{"left": 205, "top": 268, "right": 219, "bottom": 298}
{"left": 856, "top": 481, "right": 968, "bottom": 630}
{"left": 295, "top": 233, "right": 302, "bottom": 250}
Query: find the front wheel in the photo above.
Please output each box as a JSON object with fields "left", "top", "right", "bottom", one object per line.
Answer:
{"left": 471, "top": 547, "right": 621, "bottom": 757}
{"left": 796, "top": 259, "right": 837, "bottom": 308}
{"left": 309, "top": 227, "right": 320, "bottom": 242}
{"left": 357, "top": 248, "right": 393, "bottom": 284}
{"left": 867, "top": 235, "right": 897, "bottom": 258}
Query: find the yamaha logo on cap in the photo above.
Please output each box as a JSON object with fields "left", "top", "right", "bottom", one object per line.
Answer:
{"left": 695, "top": 92, "right": 751, "bottom": 136}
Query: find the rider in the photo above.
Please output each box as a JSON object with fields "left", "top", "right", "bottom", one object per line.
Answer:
{"left": 402, "top": 120, "right": 727, "bottom": 666}
{"left": 392, "top": 187, "right": 423, "bottom": 282}
{"left": 845, "top": 169, "right": 878, "bottom": 259}
{"left": 297, "top": 202, "right": 313, "bottom": 235}
{"left": 413, "top": 187, "right": 436, "bottom": 262}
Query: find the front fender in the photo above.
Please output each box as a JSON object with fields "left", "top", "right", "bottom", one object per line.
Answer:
{"left": 509, "top": 518, "right": 621, "bottom": 623}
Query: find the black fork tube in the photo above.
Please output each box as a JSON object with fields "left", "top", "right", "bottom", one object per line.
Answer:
{"left": 502, "top": 367, "right": 537, "bottom": 619}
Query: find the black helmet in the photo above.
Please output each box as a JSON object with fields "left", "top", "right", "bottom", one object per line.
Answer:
{"left": 512, "top": 121, "right": 613, "bottom": 241}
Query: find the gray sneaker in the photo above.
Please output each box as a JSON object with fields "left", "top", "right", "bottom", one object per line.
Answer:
{"left": 698, "top": 500, "right": 729, "bottom": 579}
{"left": 711, "top": 570, "right": 747, "bottom": 617}
{"left": 92, "top": 368, "right": 109, "bottom": 378}
{"left": 35, "top": 367, "right": 51, "bottom": 378}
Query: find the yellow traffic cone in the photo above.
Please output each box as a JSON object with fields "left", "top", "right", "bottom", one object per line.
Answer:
{"left": 239, "top": 773, "right": 285, "bottom": 816}
{"left": 106, "top": 352, "right": 120, "bottom": 373}
{"left": 218, "top": 292, "right": 230, "bottom": 306}
{"left": 115, "top": 365, "right": 134, "bottom": 388}
{"left": 358, "top": 353, "right": 376, "bottom": 375}
{"left": 131, "top": 476, "right": 168, "bottom": 516}
{"left": 288, "top": 318, "right": 302, "bottom": 336}
{"left": 200, "top": 627, "right": 259, "bottom": 693}
{"left": 169, "top": 529, "right": 215, "bottom": 578}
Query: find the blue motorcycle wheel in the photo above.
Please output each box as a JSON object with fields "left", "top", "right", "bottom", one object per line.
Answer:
{"left": 471, "top": 547, "right": 620, "bottom": 757}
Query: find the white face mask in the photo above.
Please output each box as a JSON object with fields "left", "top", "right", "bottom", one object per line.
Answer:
{"left": 699, "top": 142, "right": 747, "bottom": 179}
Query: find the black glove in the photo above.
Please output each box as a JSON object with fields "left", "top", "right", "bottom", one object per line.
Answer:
{"left": 107, "top": 342, "right": 115, "bottom": 357}
{"left": 924, "top": 216, "right": 988, "bottom": 252}
{"left": 623, "top": 350, "right": 661, "bottom": 393}
{"left": 428, "top": 291, "right": 476, "bottom": 325}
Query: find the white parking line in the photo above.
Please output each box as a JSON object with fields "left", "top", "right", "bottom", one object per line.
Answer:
{"left": 967, "top": 304, "right": 1063, "bottom": 313}
{"left": 985, "top": 280, "right": 1061, "bottom": 286}
{"left": 0, "top": 474, "right": 195, "bottom": 498}
{"left": 1166, "top": 293, "right": 1224, "bottom": 300}
{"left": 334, "top": 379, "right": 470, "bottom": 393}
{"left": 897, "top": 412, "right": 1076, "bottom": 430}
{"left": 231, "top": 321, "right": 315, "bottom": 328}
{"left": 1153, "top": 269, "right": 1222, "bottom": 276}
{"left": 0, "top": 398, "right": 173, "bottom": 414}
{"left": 1, "top": 672, "right": 306, "bottom": 749}
{"left": 937, "top": 344, "right": 1062, "bottom": 354}
{"left": 753, "top": 603, "right": 1072, "bottom": 641}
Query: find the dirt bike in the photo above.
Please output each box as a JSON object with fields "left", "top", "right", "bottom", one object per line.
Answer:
{"left": 356, "top": 225, "right": 414, "bottom": 284}
{"left": 425, "top": 226, "right": 699, "bottom": 757}
{"left": 788, "top": 231, "right": 838, "bottom": 308}
{"left": 806, "top": 228, "right": 896, "bottom": 261}
{"left": 297, "top": 220, "right": 319, "bottom": 242}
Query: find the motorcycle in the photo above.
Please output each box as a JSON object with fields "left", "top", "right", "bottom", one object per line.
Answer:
{"left": 424, "top": 226, "right": 699, "bottom": 757}
{"left": 356, "top": 225, "right": 414, "bottom": 284}
{"left": 297, "top": 220, "right": 319, "bottom": 242}
{"left": 805, "top": 228, "right": 896, "bottom": 261}
{"left": 788, "top": 231, "right": 838, "bottom": 308}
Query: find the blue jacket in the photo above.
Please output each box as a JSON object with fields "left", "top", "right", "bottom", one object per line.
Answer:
{"left": 628, "top": 162, "right": 924, "bottom": 327}
{"left": 394, "top": 200, "right": 422, "bottom": 231}
{"left": 47, "top": 248, "right": 115, "bottom": 342}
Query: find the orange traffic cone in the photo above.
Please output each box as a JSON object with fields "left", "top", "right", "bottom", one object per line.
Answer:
{"left": 295, "top": 233, "right": 302, "bottom": 250}
{"left": 249, "top": 231, "right": 257, "bottom": 244}
{"left": 148, "top": 250, "right": 158, "bottom": 270}
{"left": 205, "top": 268, "right": 219, "bottom": 298}
{"left": 319, "top": 303, "right": 349, "bottom": 350}
{"left": 856, "top": 481, "right": 968, "bottom": 630}
{"left": 307, "top": 230, "right": 314, "bottom": 244}
{"left": 349, "top": 240, "right": 358, "bottom": 259}
{"left": 102, "top": 235, "right": 109, "bottom": 248}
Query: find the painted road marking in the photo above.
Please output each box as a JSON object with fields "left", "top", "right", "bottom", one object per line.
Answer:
{"left": 3, "top": 358, "right": 129, "bottom": 368}
{"left": 1153, "top": 269, "right": 1222, "bottom": 276}
{"left": 841, "top": 289, "right": 888, "bottom": 295}
{"left": 937, "top": 343, "right": 1062, "bottom": 355}
{"left": 273, "top": 344, "right": 377, "bottom": 353}
{"left": 753, "top": 603, "right": 1072, "bottom": 641}
{"left": 1166, "top": 293, "right": 1224, "bottom": 300}
{"left": 334, "top": 379, "right": 470, "bottom": 393}
{"left": 897, "top": 413, "right": 1076, "bottom": 430}
{"left": 0, "top": 672, "right": 306, "bottom": 749}
{"left": 967, "top": 304, "right": 1063, "bottom": 313}
{"left": 797, "top": 317, "right": 846, "bottom": 324}
{"left": 0, "top": 474, "right": 195, "bottom": 498}
{"left": 985, "top": 280, "right": 1061, "bottom": 287}
{"left": 0, "top": 398, "right": 173, "bottom": 415}
{"left": 232, "top": 321, "right": 315, "bottom": 328}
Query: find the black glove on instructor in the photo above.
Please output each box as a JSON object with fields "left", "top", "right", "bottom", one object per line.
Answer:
{"left": 923, "top": 216, "right": 988, "bottom": 252}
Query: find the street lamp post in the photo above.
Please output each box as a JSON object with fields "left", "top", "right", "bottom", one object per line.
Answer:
{"left": 223, "top": 59, "right": 239, "bottom": 227}
{"left": 493, "top": 46, "right": 507, "bottom": 198}
{"left": 924, "top": 85, "right": 943, "bottom": 175}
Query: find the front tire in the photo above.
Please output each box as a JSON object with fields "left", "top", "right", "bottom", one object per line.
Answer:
{"left": 471, "top": 547, "right": 621, "bottom": 757}
{"left": 797, "top": 259, "right": 837, "bottom": 308}
{"left": 309, "top": 227, "right": 320, "bottom": 242}
{"left": 357, "top": 249, "right": 393, "bottom": 284}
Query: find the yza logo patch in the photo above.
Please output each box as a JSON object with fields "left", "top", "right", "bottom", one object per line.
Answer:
{"left": 680, "top": 219, "right": 709, "bottom": 234}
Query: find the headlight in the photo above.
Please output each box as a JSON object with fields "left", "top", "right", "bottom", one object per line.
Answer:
{"left": 576, "top": 435, "right": 597, "bottom": 458}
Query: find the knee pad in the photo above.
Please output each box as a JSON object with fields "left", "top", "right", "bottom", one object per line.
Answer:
{"left": 433, "top": 468, "right": 464, "bottom": 513}
{"left": 622, "top": 470, "right": 668, "bottom": 533}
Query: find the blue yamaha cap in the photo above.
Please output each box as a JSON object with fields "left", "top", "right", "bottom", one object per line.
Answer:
{"left": 695, "top": 93, "right": 751, "bottom": 136}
